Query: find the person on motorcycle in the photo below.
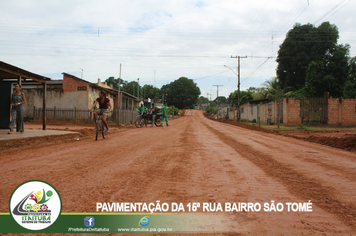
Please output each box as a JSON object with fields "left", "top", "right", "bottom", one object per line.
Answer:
{"left": 159, "top": 102, "right": 169, "bottom": 127}
{"left": 138, "top": 103, "right": 147, "bottom": 115}
{"left": 151, "top": 103, "right": 158, "bottom": 127}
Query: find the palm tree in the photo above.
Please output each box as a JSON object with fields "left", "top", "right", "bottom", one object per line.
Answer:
{"left": 262, "top": 77, "right": 294, "bottom": 100}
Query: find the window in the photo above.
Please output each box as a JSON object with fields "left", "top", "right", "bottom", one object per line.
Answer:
{"left": 241, "top": 108, "right": 244, "bottom": 113}
{"left": 121, "top": 97, "right": 126, "bottom": 109}
{"left": 128, "top": 99, "right": 133, "bottom": 110}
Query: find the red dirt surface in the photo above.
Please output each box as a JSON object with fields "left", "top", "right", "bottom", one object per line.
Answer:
{"left": 206, "top": 115, "right": 356, "bottom": 152}
{"left": 1, "top": 110, "right": 356, "bottom": 235}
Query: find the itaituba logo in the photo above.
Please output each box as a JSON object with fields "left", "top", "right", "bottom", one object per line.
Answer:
{"left": 9, "top": 180, "right": 62, "bottom": 230}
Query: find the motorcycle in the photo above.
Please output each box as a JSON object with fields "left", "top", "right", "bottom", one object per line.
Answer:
{"left": 135, "top": 110, "right": 162, "bottom": 128}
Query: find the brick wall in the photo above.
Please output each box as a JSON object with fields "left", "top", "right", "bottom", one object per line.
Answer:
{"left": 235, "top": 97, "right": 356, "bottom": 126}
{"left": 63, "top": 74, "right": 88, "bottom": 92}
{"left": 342, "top": 99, "right": 356, "bottom": 125}
{"left": 328, "top": 98, "right": 340, "bottom": 125}
{"left": 283, "top": 98, "right": 288, "bottom": 124}
{"left": 328, "top": 98, "right": 356, "bottom": 126}
{"left": 285, "top": 98, "right": 301, "bottom": 125}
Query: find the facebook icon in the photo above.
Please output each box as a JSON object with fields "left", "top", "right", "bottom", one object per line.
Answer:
{"left": 84, "top": 216, "right": 95, "bottom": 227}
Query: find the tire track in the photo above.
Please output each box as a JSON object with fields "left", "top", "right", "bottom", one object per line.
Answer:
{"left": 201, "top": 121, "right": 356, "bottom": 230}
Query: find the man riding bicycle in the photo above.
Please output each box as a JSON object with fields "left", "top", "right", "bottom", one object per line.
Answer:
{"left": 89, "top": 91, "right": 111, "bottom": 133}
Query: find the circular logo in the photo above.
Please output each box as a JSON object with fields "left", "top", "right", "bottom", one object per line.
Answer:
{"left": 9, "top": 180, "right": 62, "bottom": 230}
{"left": 139, "top": 216, "right": 150, "bottom": 226}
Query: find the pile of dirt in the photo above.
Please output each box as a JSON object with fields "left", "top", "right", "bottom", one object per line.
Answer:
{"left": 303, "top": 135, "right": 356, "bottom": 152}
{"left": 204, "top": 114, "right": 356, "bottom": 152}
{"left": 0, "top": 128, "right": 96, "bottom": 154}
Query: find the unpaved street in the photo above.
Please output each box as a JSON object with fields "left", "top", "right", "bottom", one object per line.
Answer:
{"left": 1, "top": 110, "right": 356, "bottom": 235}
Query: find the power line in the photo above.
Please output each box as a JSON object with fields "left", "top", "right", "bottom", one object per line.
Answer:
{"left": 241, "top": 58, "right": 271, "bottom": 83}
{"left": 314, "top": 0, "right": 350, "bottom": 25}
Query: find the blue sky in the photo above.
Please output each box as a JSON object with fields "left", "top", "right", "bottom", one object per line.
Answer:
{"left": 1, "top": 0, "right": 355, "bottom": 99}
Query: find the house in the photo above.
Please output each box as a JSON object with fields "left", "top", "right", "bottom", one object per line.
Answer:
{"left": 240, "top": 99, "right": 269, "bottom": 122}
{"left": 20, "top": 73, "right": 139, "bottom": 119}
{"left": 0, "top": 61, "right": 51, "bottom": 129}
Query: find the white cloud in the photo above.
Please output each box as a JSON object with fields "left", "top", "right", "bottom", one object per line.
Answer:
{"left": 1, "top": 0, "right": 355, "bottom": 97}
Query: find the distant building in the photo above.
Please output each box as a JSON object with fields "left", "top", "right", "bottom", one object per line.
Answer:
{"left": 20, "top": 73, "right": 138, "bottom": 119}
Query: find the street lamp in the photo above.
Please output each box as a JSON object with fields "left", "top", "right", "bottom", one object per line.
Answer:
{"left": 224, "top": 65, "right": 240, "bottom": 121}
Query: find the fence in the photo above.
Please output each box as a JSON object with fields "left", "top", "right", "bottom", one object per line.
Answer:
{"left": 300, "top": 97, "right": 328, "bottom": 124}
{"left": 33, "top": 107, "right": 137, "bottom": 125}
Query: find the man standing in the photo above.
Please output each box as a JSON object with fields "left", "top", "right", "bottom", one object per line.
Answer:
{"left": 159, "top": 102, "right": 169, "bottom": 127}
{"left": 151, "top": 103, "right": 158, "bottom": 127}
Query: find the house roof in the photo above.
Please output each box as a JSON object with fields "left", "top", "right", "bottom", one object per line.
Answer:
{"left": 120, "top": 91, "right": 138, "bottom": 100}
{"left": 62, "top": 72, "right": 138, "bottom": 100}
{"left": 62, "top": 72, "right": 117, "bottom": 95}
{"left": 0, "top": 61, "right": 51, "bottom": 83}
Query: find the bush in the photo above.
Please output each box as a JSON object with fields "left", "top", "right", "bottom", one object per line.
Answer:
{"left": 205, "top": 104, "right": 217, "bottom": 114}
{"left": 168, "top": 106, "right": 179, "bottom": 115}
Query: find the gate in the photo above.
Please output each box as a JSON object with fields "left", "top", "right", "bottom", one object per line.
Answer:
{"left": 300, "top": 97, "right": 328, "bottom": 124}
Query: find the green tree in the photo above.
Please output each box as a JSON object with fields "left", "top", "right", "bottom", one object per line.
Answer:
{"left": 343, "top": 57, "right": 356, "bottom": 98}
{"left": 142, "top": 84, "right": 160, "bottom": 101}
{"left": 167, "top": 105, "right": 179, "bottom": 115}
{"left": 277, "top": 22, "right": 346, "bottom": 95}
{"left": 248, "top": 87, "right": 267, "bottom": 100}
{"left": 161, "top": 77, "right": 201, "bottom": 109}
{"left": 122, "top": 81, "right": 141, "bottom": 97}
{"left": 228, "top": 90, "right": 253, "bottom": 106}
{"left": 205, "top": 102, "right": 217, "bottom": 114}
{"left": 214, "top": 96, "right": 227, "bottom": 104}
{"left": 304, "top": 44, "right": 349, "bottom": 97}
{"left": 262, "top": 77, "right": 294, "bottom": 100}
{"left": 197, "top": 96, "right": 209, "bottom": 104}
{"left": 105, "top": 77, "right": 127, "bottom": 90}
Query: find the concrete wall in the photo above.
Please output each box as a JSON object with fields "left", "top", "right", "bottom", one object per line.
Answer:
{"left": 218, "top": 107, "right": 230, "bottom": 118}
{"left": 22, "top": 88, "right": 89, "bottom": 118}
{"left": 21, "top": 75, "right": 117, "bottom": 118}
{"left": 240, "top": 103, "right": 258, "bottom": 121}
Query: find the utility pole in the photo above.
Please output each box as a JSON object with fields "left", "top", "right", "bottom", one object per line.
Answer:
{"left": 154, "top": 70, "right": 156, "bottom": 88}
{"left": 137, "top": 78, "right": 140, "bottom": 101}
{"left": 118, "top": 63, "right": 122, "bottom": 109}
{"left": 213, "top": 85, "right": 223, "bottom": 112}
{"left": 231, "top": 55, "right": 247, "bottom": 122}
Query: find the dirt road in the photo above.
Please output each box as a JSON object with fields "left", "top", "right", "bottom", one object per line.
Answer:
{"left": 1, "top": 110, "right": 355, "bottom": 235}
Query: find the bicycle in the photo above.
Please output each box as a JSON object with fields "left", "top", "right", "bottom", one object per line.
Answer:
{"left": 90, "top": 111, "right": 107, "bottom": 140}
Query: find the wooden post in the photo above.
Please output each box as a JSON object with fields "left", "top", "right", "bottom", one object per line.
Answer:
{"left": 54, "top": 106, "right": 56, "bottom": 121}
{"left": 74, "top": 107, "right": 77, "bottom": 122}
{"left": 16, "top": 76, "right": 22, "bottom": 132}
{"left": 33, "top": 106, "right": 36, "bottom": 120}
{"left": 42, "top": 82, "right": 47, "bottom": 130}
